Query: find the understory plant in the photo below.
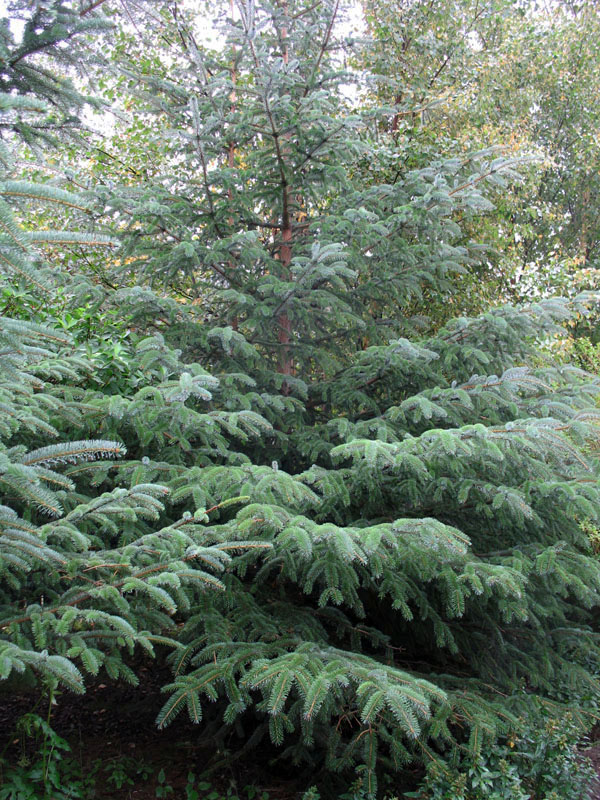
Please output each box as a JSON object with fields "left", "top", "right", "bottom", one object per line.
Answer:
{"left": 408, "top": 703, "right": 595, "bottom": 800}
{"left": 0, "top": 706, "right": 95, "bottom": 800}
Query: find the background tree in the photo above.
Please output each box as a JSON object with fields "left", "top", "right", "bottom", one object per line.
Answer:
{"left": 361, "top": 0, "right": 600, "bottom": 327}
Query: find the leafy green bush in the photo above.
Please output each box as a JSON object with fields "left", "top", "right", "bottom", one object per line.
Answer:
{"left": 0, "top": 711, "right": 95, "bottom": 800}
{"left": 571, "top": 336, "right": 600, "bottom": 375}
{"left": 407, "top": 705, "right": 594, "bottom": 800}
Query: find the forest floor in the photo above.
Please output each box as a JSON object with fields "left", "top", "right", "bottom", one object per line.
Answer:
{"left": 583, "top": 743, "right": 600, "bottom": 800}
{"left": 2, "top": 664, "right": 599, "bottom": 800}
{"left": 0, "top": 661, "right": 305, "bottom": 799}
{"left": 1, "top": 657, "right": 422, "bottom": 799}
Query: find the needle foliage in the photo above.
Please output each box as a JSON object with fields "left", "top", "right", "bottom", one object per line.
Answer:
{"left": 2, "top": 1, "right": 600, "bottom": 796}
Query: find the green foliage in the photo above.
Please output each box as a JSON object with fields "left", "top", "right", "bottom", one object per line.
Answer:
{"left": 155, "top": 767, "right": 174, "bottom": 798}
{"left": 2, "top": 1, "right": 600, "bottom": 798}
{"left": 99, "top": 0, "right": 526, "bottom": 378}
{"left": 0, "top": 1, "right": 116, "bottom": 294}
{"left": 571, "top": 336, "right": 600, "bottom": 374}
{"left": 407, "top": 703, "right": 595, "bottom": 800}
{"left": 153, "top": 773, "right": 271, "bottom": 800}
{"left": 0, "top": 0, "right": 271, "bottom": 705}
{"left": 0, "top": 711, "right": 96, "bottom": 800}
{"left": 361, "top": 0, "right": 600, "bottom": 321}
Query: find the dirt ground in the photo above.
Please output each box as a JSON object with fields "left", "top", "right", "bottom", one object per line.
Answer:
{"left": 3, "top": 669, "right": 600, "bottom": 799}
{"left": 583, "top": 742, "right": 600, "bottom": 800}
{"left": 0, "top": 663, "right": 304, "bottom": 799}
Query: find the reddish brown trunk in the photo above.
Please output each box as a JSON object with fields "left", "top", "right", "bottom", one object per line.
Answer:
{"left": 229, "top": 0, "right": 239, "bottom": 333}
{"left": 391, "top": 92, "right": 402, "bottom": 134}
{"left": 276, "top": 1, "right": 293, "bottom": 389}
{"left": 277, "top": 224, "right": 293, "bottom": 382}
{"left": 581, "top": 184, "right": 591, "bottom": 263}
{"left": 228, "top": 0, "right": 237, "bottom": 174}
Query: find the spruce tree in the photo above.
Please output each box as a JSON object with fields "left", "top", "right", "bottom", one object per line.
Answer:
{"left": 3, "top": 1, "right": 600, "bottom": 795}
{"left": 0, "top": 0, "right": 270, "bottom": 702}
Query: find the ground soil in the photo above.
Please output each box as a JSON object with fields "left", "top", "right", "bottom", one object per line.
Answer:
{"left": 583, "top": 735, "right": 600, "bottom": 800}
{"left": 0, "top": 660, "right": 308, "bottom": 800}
{"left": 2, "top": 668, "right": 600, "bottom": 799}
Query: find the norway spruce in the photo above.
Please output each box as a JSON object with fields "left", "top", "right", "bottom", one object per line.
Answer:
{"left": 2, "top": 0, "right": 600, "bottom": 795}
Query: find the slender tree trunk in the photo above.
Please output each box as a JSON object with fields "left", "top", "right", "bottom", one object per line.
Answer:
{"left": 277, "top": 2, "right": 294, "bottom": 386}
{"left": 277, "top": 224, "right": 293, "bottom": 380}
{"left": 580, "top": 183, "right": 591, "bottom": 262}
{"left": 229, "top": 0, "right": 239, "bottom": 331}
